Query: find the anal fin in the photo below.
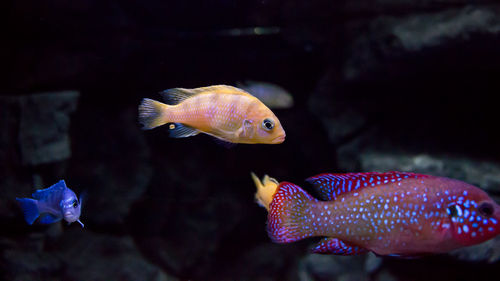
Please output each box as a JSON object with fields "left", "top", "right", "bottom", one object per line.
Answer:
{"left": 312, "top": 238, "right": 368, "bottom": 255}
{"left": 167, "top": 123, "right": 200, "bottom": 138}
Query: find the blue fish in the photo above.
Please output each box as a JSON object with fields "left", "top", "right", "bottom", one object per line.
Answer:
{"left": 16, "top": 180, "right": 84, "bottom": 227}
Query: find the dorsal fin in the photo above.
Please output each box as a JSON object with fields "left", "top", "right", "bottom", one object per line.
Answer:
{"left": 159, "top": 85, "right": 254, "bottom": 105}
{"left": 32, "top": 180, "right": 67, "bottom": 200}
{"left": 159, "top": 88, "right": 198, "bottom": 105}
{"left": 306, "top": 171, "right": 427, "bottom": 201}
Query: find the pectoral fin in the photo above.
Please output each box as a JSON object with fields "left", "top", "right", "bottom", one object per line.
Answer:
{"left": 38, "top": 214, "right": 62, "bottom": 224}
{"left": 237, "top": 119, "right": 254, "bottom": 139}
{"left": 312, "top": 238, "right": 368, "bottom": 255}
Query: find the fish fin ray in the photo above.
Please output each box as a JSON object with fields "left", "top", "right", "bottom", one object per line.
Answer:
{"left": 38, "top": 214, "right": 62, "bottom": 224}
{"left": 212, "top": 136, "right": 236, "bottom": 148}
{"left": 252, "top": 173, "right": 279, "bottom": 210}
{"left": 306, "top": 171, "right": 427, "bottom": 201}
{"left": 267, "top": 182, "right": 317, "bottom": 243}
{"left": 138, "top": 98, "right": 168, "bottom": 130}
{"left": 16, "top": 198, "right": 39, "bottom": 225}
{"left": 160, "top": 88, "right": 199, "bottom": 105}
{"left": 32, "top": 180, "right": 67, "bottom": 200}
{"left": 381, "top": 253, "right": 428, "bottom": 259}
{"left": 167, "top": 123, "right": 200, "bottom": 138}
{"left": 312, "top": 238, "right": 368, "bottom": 255}
{"left": 161, "top": 85, "right": 254, "bottom": 105}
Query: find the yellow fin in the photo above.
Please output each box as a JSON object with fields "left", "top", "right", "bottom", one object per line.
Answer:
{"left": 251, "top": 172, "right": 279, "bottom": 211}
{"left": 138, "top": 98, "right": 169, "bottom": 129}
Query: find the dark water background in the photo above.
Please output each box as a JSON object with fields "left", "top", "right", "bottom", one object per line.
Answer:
{"left": 1, "top": 1, "right": 500, "bottom": 280}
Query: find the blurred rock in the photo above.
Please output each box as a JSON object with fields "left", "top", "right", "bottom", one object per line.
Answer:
{"left": 360, "top": 151, "right": 500, "bottom": 193}
{"left": 1, "top": 247, "right": 62, "bottom": 281}
{"left": 365, "top": 252, "right": 383, "bottom": 273}
{"left": 449, "top": 236, "right": 500, "bottom": 263}
{"left": 343, "top": 0, "right": 494, "bottom": 13}
{"left": 374, "top": 269, "right": 399, "bottom": 281}
{"left": 68, "top": 106, "right": 152, "bottom": 226}
{"left": 344, "top": 5, "right": 500, "bottom": 80}
{"left": 298, "top": 253, "right": 368, "bottom": 281}
{"left": 0, "top": 96, "right": 19, "bottom": 165}
{"left": 132, "top": 194, "right": 247, "bottom": 278}
{"left": 0, "top": 91, "right": 79, "bottom": 169}
{"left": 337, "top": 129, "right": 376, "bottom": 171}
{"left": 57, "top": 229, "right": 176, "bottom": 281}
{"left": 215, "top": 243, "right": 301, "bottom": 281}
{"left": 308, "top": 68, "right": 367, "bottom": 145}
{"left": 0, "top": 229, "right": 176, "bottom": 281}
{"left": 18, "top": 91, "right": 79, "bottom": 165}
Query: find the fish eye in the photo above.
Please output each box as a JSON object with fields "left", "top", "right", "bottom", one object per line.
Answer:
{"left": 72, "top": 199, "right": 78, "bottom": 208}
{"left": 447, "top": 205, "right": 462, "bottom": 217}
{"left": 478, "top": 202, "right": 494, "bottom": 217}
{"left": 262, "top": 118, "right": 274, "bottom": 130}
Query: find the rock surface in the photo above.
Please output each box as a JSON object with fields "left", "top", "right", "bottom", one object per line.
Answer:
{"left": 344, "top": 5, "right": 500, "bottom": 81}
{"left": 17, "top": 91, "right": 79, "bottom": 165}
{"left": 0, "top": 229, "right": 176, "bottom": 281}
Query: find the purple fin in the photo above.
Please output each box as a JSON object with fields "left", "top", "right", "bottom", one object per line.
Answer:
{"left": 212, "top": 137, "right": 236, "bottom": 148}
{"left": 306, "top": 171, "right": 427, "bottom": 201}
{"left": 16, "top": 198, "right": 39, "bottom": 225}
{"left": 39, "top": 214, "right": 62, "bottom": 224}
{"left": 32, "top": 180, "right": 67, "bottom": 200}
{"left": 267, "top": 182, "right": 318, "bottom": 243}
{"left": 312, "top": 238, "right": 368, "bottom": 255}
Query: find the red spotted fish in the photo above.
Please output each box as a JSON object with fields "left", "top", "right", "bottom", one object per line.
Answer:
{"left": 264, "top": 172, "right": 500, "bottom": 256}
{"left": 16, "top": 180, "right": 84, "bottom": 227}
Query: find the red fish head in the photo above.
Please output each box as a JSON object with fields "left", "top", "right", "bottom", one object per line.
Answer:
{"left": 446, "top": 188, "right": 500, "bottom": 246}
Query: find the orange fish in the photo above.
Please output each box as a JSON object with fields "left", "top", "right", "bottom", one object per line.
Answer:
{"left": 138, "top": 85, "right": 286, "bottom": 144}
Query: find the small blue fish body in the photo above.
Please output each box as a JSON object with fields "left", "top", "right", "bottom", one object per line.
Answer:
{"left": 16, "top": 180, "right": 84, "bottom": 227}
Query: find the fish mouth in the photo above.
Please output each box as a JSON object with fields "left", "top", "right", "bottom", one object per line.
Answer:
{"left": 272, "top": 134, "right": 286, "bottom": 144}
{"left": 64, "top": 212, "right": 74, "bottom": 220}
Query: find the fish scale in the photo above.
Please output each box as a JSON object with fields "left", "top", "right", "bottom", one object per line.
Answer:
{"left": 267, "top": 172, "right": 500, "bottom": 256}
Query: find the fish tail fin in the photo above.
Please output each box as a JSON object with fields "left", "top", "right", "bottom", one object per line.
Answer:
{"left": 267, "top": 182, "right": 317, "bottom": 243}
{"left": 138, "top": 98, "right": 170, "bottom": 130}
{"left": 16, "top": 198, "right": 39, "bottom": 225}
{"left": 251, "top": 172, "right": 279, "bottom": 211}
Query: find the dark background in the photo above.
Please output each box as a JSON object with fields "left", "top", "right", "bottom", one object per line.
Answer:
{"left": 1, "top": 1, "right": 500, "bottom": 280}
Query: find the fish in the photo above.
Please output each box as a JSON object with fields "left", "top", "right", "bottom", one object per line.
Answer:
{"left": 260, "top": 171, "right": 500, "bottom": 256}
{"left": 237, "top": 81, "right": 293, "bottom": 109}
{"left": 251, "top": 172, "right": 279, "bottom": 211}
{"left": 16, "top": 180, "right": 84, "bottom": 227}
{"left": 138, "top": 85, "right": 286, "bottom": 144}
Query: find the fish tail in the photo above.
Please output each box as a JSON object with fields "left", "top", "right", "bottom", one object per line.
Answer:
{"left": 16, "top": 198, "right": 39, "bottom": 225}
{"left": 138, "top": 98, "right": 170, "bottom": 129}
{"left": 267, "top": 182, "right": 317, "bottom": 243}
